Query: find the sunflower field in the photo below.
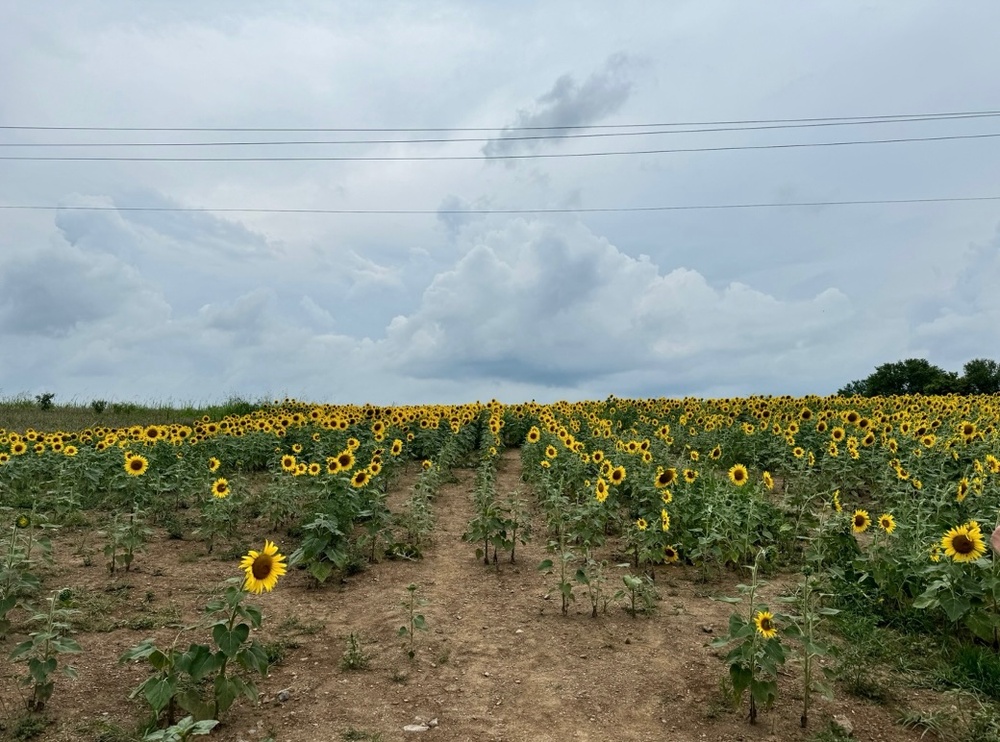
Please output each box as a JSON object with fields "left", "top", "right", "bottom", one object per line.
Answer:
{"left": 3, "top": 394, "right": 1000, "bottom": 739}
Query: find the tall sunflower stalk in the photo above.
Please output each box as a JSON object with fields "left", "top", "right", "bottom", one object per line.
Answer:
{"left": 711, "top": 549, "right": 789, "bottom": 724}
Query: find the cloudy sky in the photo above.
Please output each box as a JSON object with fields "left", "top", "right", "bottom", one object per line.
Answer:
{"left": 2, "top": 1, "right": 999, "bottom": 406}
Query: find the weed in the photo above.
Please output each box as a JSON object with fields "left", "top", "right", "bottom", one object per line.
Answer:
{"left": 340, "top": 632, "right": 370, "bottom": 671}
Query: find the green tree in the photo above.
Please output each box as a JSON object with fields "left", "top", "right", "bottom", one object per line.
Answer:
{"left": 960, "top": 358, "right": 1000, "bottom": 395}
{"left": 838, "top": 358, "right": 959, "bottom": 396}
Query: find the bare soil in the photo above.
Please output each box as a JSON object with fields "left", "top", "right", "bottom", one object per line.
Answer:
{"left": 1, "top": 451, "right": 936, "bottom": 742}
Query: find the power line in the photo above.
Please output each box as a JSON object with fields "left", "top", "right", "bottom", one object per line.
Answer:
{"left": 4, "top": 112, "right": 1000, "bottom": 147}
{"left": 2, "top": 107, "right": 999, "bottom": 133}
{"left": 1, "top": 131, "right": 997, "bottom": 162}
{"left": 3, "top": 195, "right": 999, "bottom": 216}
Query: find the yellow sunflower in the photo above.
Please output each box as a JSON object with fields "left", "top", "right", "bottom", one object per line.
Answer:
{"left": 851, "top": 509, "right": 870, "bottom": 533}
{"left": 635, "top": 518, "right": 648, "bottom": 531}
{"left": 942, "top": 521, "right": 986, "bottom": 563}
{"left": 728, "top": 464, "right": 749, "bottom": 486}
{"left": 125, "top": 453, "right": 149, "bottom": 477}
{"left": 609, "top": 465, "right": 626, "bottom": 485}
{"left": 654, "top": 468, "right": 677, "bottom": 488}
{"left": 208, "top": 457, "right": 221, "bottom": 472}
{"left": 211, "top": 477, "right": 230, "bottom": 498}
{"left": 663, "top": 545, "right": 680, "bottom": 563}
{"left": 683, "top": 469, "right": 698, "bottom": 484}
{"left": 660, "top": 509, "right": 670, "bottom": 533}
{"left": 240, "top": 540, "right": 287, "bottom": 594}
{"left": 877, "top": 513, "right": 896, "bottom": 534}
{"left": 762, "top": 471, "right": 774, "bottom": 491}
{"left": 595, "top": 478, "right": 609, "bottom": 503}
{"left": 754, "top": 610, "right": 778, "bottom": 639}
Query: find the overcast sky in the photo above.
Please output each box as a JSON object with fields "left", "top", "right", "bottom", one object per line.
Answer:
{"left": 2, "top": 1, "right": 999, "bottom": 406}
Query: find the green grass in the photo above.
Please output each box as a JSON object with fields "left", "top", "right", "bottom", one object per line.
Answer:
{"left": 0, "top": 395, "right": 271, "bottom": 434}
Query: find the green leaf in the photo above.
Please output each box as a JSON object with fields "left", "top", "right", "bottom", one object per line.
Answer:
{"left": 143, "top": 676, "right": 177, "bottom": 713}
{"left": 729, "top": 664, "right": 752, "bottom": 695}
{"left": 307, "top": 560, "right": 334, "bottom": 584}
{"left": 213, "top": 622, "right": 250, "bottom": 658}
{"left": 750, "top": 679, "right": 778, "bottom": 708}
{"left": 537, "top": 559, "right": 553, "bottom": 572}
{"left": 9, "top": 639, "right": 34, "bottom": 660}
{"left": 176, "top": 688, "right": 215, "bottom": 721}
{"left": 178, "top": 643, "right": 220, "bottom": 682}
{"left": 413, "top": 614, "right": 427, "bottom": 630}
{"left": 214, "top": 674, "right": 243, "bottom": 714}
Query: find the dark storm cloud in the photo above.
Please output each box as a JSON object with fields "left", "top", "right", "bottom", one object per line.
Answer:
{"left": 482, "top": 53, "right": 641, "bottom": 157}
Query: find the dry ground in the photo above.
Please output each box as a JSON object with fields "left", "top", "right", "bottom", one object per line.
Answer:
{"left": 1, "top": 450, "right": 939, "bottom": 742}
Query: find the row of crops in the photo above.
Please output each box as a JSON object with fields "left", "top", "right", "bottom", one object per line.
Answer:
{"left": 2, "top": 394, "right": 1000, "bottom": 731}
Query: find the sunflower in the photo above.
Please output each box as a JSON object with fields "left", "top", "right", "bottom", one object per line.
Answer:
{"left": 280, "top": 454, "right": 296, "bottom": 472}
{"left": 11, "top": 441, "right": 27, "bottom": 455}
{"left": 125, "top": 454, "right": 149, "bottom": 477}
{"left": 337, "top": 451, "right": 356, "bottom": 471}
{"left": 212, "top": 477, "right": 230, "bottom": 498}
{"left": 832, "top": 490, "right": 842, "bottom": 513}
{"left": 15, "top": 514, "right": 30, "bottom": 529}
{"left": 635, "top": 518, "right": 648, "bottom": 531}
{"left": 591, "top": 450, "right": 605, "bottom": 463}
{"left": 683, "top": 469, "right": 698, "bottom": 484}
{"left": 728, "top": 464, "right": 749, "bottom": 486}
{"left": 240, "top": 540, "right": 287, "bottom": 594}
{"left": 851, "top": 509, "right": 870, "bottom": 533}
{"left": 422, "top": 460, "right": 433, "bottom": 471}
{"left": 792, "top": 446, "right": 805, "bottom": 459}
{"left": 762, "top": 471, "right": 774, "bottom": 491}
{"left": 689, "top": 450, "right": 699, "bottom": 461}
{"left": 710, "top": 445, "right": 722, "bottom": 460}
{"left": 660, "top": 489, "right": 673, "bottom": 505}
{"left": 754, "top": 610, "right": 778, "bottom": 639}
{"left": 208, "top": 457, "right": 221, "bottom": 472}
{"left": 942, "top": 521, "right": 987, "bottom": 563}
{"left": 654, "top": 468, "right": 677, "bottom": 488}
{"left": 390, "top": 439, "right": 403, "bottom": 456}
{"left": 878, "top": 513, "right": 896, "bottom": 534}
{"left": 957, "top": 478, "right": 970, "bottom": 503}
{"left": 663, "top": 545, "right": 680, "bottom": 563}
{"left": 545, "top": 445, "right": 558, "bottom": 459}
{"left": 63, "top": 445, "right": 78, "bottom": 457}
{"left": 595, "top": 478, "right": 609, "bottom": 503}
{"left": 307, "top": 462, "right": 321, "bottom": 476}
{"left": 0, "top": 453, "right": 9, "bottom": 464}
{"left": 609, "top": 465, "right": 627, "bottom": 485}
{"left": 660, "top": 509, "right": 670, "bottom": 532}
{"left": 351, "top": 469, "right": 370, "bottom": 488}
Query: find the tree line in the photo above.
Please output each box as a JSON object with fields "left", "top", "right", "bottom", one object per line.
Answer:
{"left": 838, "top": 358, "right": 1000, "bottom": 396}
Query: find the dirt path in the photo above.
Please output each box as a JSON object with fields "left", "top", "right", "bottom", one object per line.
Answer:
{"left": 242, "top": 449, "right": 928, "bottom": 742}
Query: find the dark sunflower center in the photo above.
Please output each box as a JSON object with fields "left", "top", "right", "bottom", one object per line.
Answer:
{"left": 953, "top": 534, "right": 974, "bottom": 554}
{"left": 760, "top": 617, "right": 773, "bottom": 631}
{"left": 855, "top": 515, "right": 866, "bottom": 527}
{"left": 251, "top": 554, "right": 273, "bottom": 580}
{"left": 130, "top": 460, "right": 143, "bottom": 470}
{"left": 734, "top": 471, "right": 745, "bottom": 481}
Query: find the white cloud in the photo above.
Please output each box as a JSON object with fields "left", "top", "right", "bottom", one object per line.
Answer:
{"left": 382, "top": 218, "right": 853, "bottom": 391}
